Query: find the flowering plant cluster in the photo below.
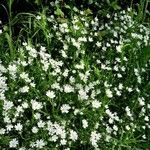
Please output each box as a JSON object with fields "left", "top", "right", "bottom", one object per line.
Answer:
{"left": 0, "top": 2, "right": 150, "bottom": 150}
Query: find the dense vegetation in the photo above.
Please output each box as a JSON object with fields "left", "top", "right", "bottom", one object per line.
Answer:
{"left": 0, "top": 0, "right": 150, "bottom": 149}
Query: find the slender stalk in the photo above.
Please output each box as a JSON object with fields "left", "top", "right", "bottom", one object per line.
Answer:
{"left": 7, "top": 0, "right": 14, "bottom": 59}
{"left": 142, "top": 0, "right": 149, "bottom": 22}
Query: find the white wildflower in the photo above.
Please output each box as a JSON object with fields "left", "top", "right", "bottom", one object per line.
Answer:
{"left": 15, "top": 123, "right": 23, "bottom": 131}
{"left": 92, "top": 100, "right": 102, "bottom": 109}
{"left": 19, "top": 86, "right": 29, "bottom": 93}
{"left": 90, "top": 131, "right": 101, "bottom": 148}
{"left": 9, "top": 138, "right": 18, "bottom": 148}
{"left": 35, "top": 139, "right": 46, "bottom": 149}
{"left": 106, "top": 89, "right": 113, "bottom": 98}
{"left": 46, "top": 90, "right": 55, "bottom": 99}
{"left": 61, "top": 104, "right": 71, "bottom": 113}
{"left": 32, "top": 127, "right": 39, "bottom": 133}
{"left": 64, "top": 84, "right": 74, "bottom": 93}
{"left": 31, "top": 100, "right": 43, "bottom": 110}
{"left": 70, "top": 130, "right": 78, "bottom": 141}
{"left": 82, "top": 119, "right": 88, "bottom": 129}
{"left": 3, "top": 101, "right": 14, "bottom": 111}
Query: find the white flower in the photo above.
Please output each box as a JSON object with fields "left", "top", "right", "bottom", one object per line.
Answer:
{"left": 64, "top": 84, "right": 74, "bottom": 93}
{"left": 34, "top": 113, "right": 41, "bottom": 120}
{"left": 138, "top": 98, "right": 145, "bottom": 106}
{"left": 60, "top": 104, "right": 71, "bottom": 113}
{"left": 0, "top": 128, "right": 5, "bottom": 135}
{"left": 4, "top": 116, "right": 11, "bottom": 123}
{"left": 9, "top": 138, "right": 18, "bottom": 148}
{"left": 116, "top": 90, "right": 121, "bottom": 96}
{"left": 105, "top": 135, "right": 111, "bottom": 142}
{"left": 50, "top": 135, "right": 58, "bottom": 142}
{"left": 61, "top": 50, "right": 68, "bottom": 58}
{"left": 116, "top": 45, "right": 122, "bottom": 53}
{"left": 30, "top": 82, "right": 35, "bottom": 87}
{"left": 22, "top": 102, "right": 29, "bottom": 108}
{"left": 125, "top": 106, "right": 132, "bottom": 117}
{"left": 113, "top": 125, "right": 118, "bottom": 131}
{"left": 118, "top": 83, "right": 123, "bottom": 90}
{"left": 106, "top": 89, "right": 113, "bottom": 98}
{"left": 117, "top": 73, "right": 122, "bottom": 78}
{"left": 3, "top": 101, "right": 14, "bottom": 111}
{"left": 37, "top": 120, "right": 45, "bottom": 128}
{"left": 60, "top": 139, "right": 67, "bottom": 145}
{"left": 127, "top": 87, "right": 133, "bottom": 92}
{"left": 31, "top": 100, "right": 43, "bottom": 110}
{"left": 125, "top": 125, "right": 130, "bottom": 130}
{"left": 19, "top": 86, "right": 29, "bottom": 93}
{"left": 35, "top": 139, "right": 46, "bottom": 149}
{"left": 32, "top": 127, "right": 38, "bottom": 133}
{"left": 36, "top": 15, "right": 41, "bottom": 20}
{"left": 70, "top": 130, "right": 78, "bottom": 141}
{"left": 74, "top": 109, "right": 80, "bottom": 115}
{"left": 78, "top": 89, "right": 88, "bottom": 100}
{"left": 82, "top": 119, "right": 88, "bottom": 129}
{"left": 92, "top": 100, "right": 102, "bottom": 109}
{"left": 108, "top": 118, "right": 114, "bottom": 124}
{"left": 21, "top": 61, "right": 28, "bottom": 66}
{"left": 20, "top": 72, "right": 29, "bottom": 80}
{"left": 144, "top": 116, "right": 149, "bottom": 122}
{"left": 15, "top": 123, "right": 23, "bottom": 131}
{"left": 16, "top": 106, "right": 23, "bottom": 113}
{"left": 90, "top": 131, "right": 101, "bottom": 148}
{"left": 96, "top": 41, "right": 101, "bottom": 47}
{"left": 88, "top": 37, "right": 93, "bottom": 42}
{"left": 8, "top": 64, "right": 17, "bottom": 73}
{"left": 6, "top": 124, "right": 13, "bottom": 131}
{"left": 142, "top": 134, "right": 146, "bottom": 139}
{"left": 46, "top": 90, "right": 55, "bottom": 99}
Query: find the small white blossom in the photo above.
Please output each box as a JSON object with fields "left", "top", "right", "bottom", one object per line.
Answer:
{"left": 9, "top": 138, "right": 18, "bottom": 148}
{"left": 38, "top": 120, "right": 45, "bottom": 128}
{"left": 61, "top": 104, "right": 71, "bottom": 113}
{"left": 106, "top": 89, "right": 113, "bottom": 98}
{"left": 144, "top": 116, "right": 149, "bottom": 122}
{"left": 92, "top": 100, "right": 102, "bottom": 109}
{"left": 60, "top": 139, "right": 67, "bottom": 145}
{"left": 32, "top": 127, "right": 39, "bottom": 133}
{"left": 64, "top": 84, "right": 74, "bottom": 93}
{"left": 113, "top": 125, "right": 118, "bottom": 131}
{"left": 116, "top": 45, "right": 122, "bottom": 53}
{"left": 31, "top": 100, "right": 43, "bottom": 110}
{"left": 3, "top": 101, "right": 14, "bottom": 111}
{"left": 78, "top": 89, "right": 88, "bottom": 100}
{"left": 35, "top": 139, "right": 46, "bottom": 149}
{"left": 82, "top": 119, "right": 88, "bottom": 129}
{"left": 46, "top": 90, "right": 55, "bottom": 99}
{"left": 22, "top": 102, "right": 29, "bottom": 108}
{"left": 15, "top": 123, "right": 23, "bottom": 131}
{"left": 70, "top": 130, "right": 78, "bottom": 141}
{"left": 90, "top": 131, "right": 101, "bottom": 148}
{"left": 0, "top": 128, "right": 5, "bottom": 135}
{"left": 19, "top": 86, "right": 29, "bottom": 93}
{"left": 125, "top": 125, "right": 130, "bottom": 130}
{"left": 36, "top": 15, "right": 41, "bottom": 20}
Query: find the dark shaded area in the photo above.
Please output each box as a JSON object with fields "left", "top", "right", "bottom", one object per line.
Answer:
{"left": 0, "top": 3, "right": 8, "bottom": 23}
{"left": 0, "top": 0, "right": 36, "bottom": 23}
{"left": 0, "top": 0, "right": 150, "bottom": 39}
{"left": 0, "top": 0, "right": 146, "bottom": 23}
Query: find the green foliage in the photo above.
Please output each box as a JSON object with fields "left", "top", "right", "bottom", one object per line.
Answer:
{"left": 0, "top": 1, "right": 150, "bottom": 149}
